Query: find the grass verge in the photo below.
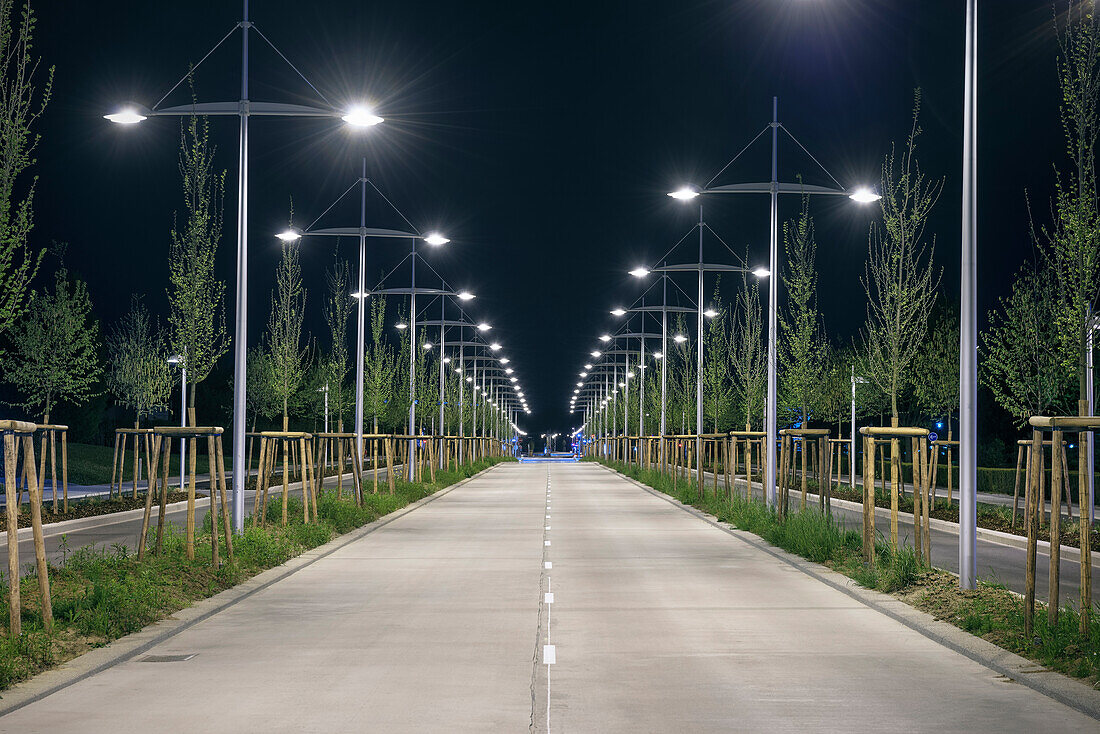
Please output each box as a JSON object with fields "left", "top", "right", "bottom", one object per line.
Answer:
{"left": 0, "top": 456, "right": 513, "bottom": 691}
{"left": 596, "top": 458, "right": 1100, "bottom": 688}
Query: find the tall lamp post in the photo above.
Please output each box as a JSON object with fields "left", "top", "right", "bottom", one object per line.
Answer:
{"left": 613, "top": 274, "right": 697, "bottom": 438}
{"left": 277, "top": 171, "right": 450, "bottom": 461}
{"left": 667, "top": 97, "right": 878, "bottom": 506}
{"left": 630, "top": 218, "right": 762, "bottom": 489}
{"left": 106, "top": 0, "right": 383, "bottom": 532}
{"left": 959, "top": 0, "right": 979, "bottom": 590}
{"left": 376, "top": 283, "right": 471, "bottom": 480}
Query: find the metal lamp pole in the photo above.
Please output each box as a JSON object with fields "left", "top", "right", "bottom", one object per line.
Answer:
{"left": 958, "top": 0, "right": 979, "bottom": 590}
{"left": 107, "top": 0, "right": 382, "bottom": 532}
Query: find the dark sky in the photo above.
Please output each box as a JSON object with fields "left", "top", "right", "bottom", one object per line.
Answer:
{"left": 29, "top": 1, "right": 1065, "bottom": 436}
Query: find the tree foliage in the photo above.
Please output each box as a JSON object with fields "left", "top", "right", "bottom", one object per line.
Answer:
{"left": 264, "top": 240, "right": 309, "bottom": 429}
{"left": 167, "top": 113, "right": 229, "bottom": 423}
{"left": 324, "top": 258, "right": 353, "bottom": 429}
{"left": 861, "top": 91, "right": 943, "bottom": 424}
{"left": 363, "top": 296, "right": 396, "bottom": 431}
{"left": 780, "top": 195, "right": 826, "bottom": 426}
{"left": 0, "top": 0, "right": 50, "bottom": 349}
{"left": 730, "top": 268, "right": 766, "bottom": 430}
{"left": 982, "top": 264, "right": 1073, "bottom": 427}
{"left": 912, "top": 302, "right": 960, "bottom": 427}
{"left": 1042, "top": 4, "right": 1100, "bottom": 412}
{"left": 5, "top": 264, "right": 100, "bottom": 423}
{"left": 105, "top": 296, "right": 172, "bottom": 426}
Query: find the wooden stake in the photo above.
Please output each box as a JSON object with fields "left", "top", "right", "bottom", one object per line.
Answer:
{"left": 186, "top": 435, "right": 197, "bottom": 560}
{"left": 252, "top": 437, "right": 268, "bottom": 527}
{"left": 5, "top": 433, "right": 20, "bottom": 636}
{"left": 110, "top": 430, "right": 120, "bottom": 500}
{"left": 1049, "top": 430, "right": 1063, "bottom": 626}
{"left": 23, "top": 435, "right": 52, "bottom": 631}
{"left": 215, "top": 435, "right": 233, "bottom": 561}
{"left": 1025, "top": 429, "right": 1041, "bottom": 637}
{"left": 155, "top": 436, "right": 170, "bottom": 554}
{"left": 138, "top": 435, "right": 161, "bottom": 560}
{"left": 1011, "top": 443, "right": 1025, "bottom": 528}
{"left": 863, "top": 435, "right": 874, "bottom": 565}
{"left": 207, "top": 435, "right": 220, "bottom": 567}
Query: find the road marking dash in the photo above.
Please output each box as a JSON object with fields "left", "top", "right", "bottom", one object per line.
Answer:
{"left": 543, "top": 645, "right": 556, "bottom": 665}
{"left": 545, "top": 592, "right": 554, "bottom": 604}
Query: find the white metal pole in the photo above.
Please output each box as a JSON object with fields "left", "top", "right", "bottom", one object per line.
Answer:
{"left": 408, "top": 239, "right": 417, "bottom": 481}
{"left": 180, "top": 363, "right": 187, "bottom": 491}
{"left": 958, "top": 0, "right": 978, "bottom": 589}
{"left": 696, "top": 206, "right": 704, "bottom": 487}
{"left": 230, "top": 0, "right": 250, "bottom": 533}
{"left": 1089, "top": 320, "right": 1095, "bottom": 523}
{"left": 765, "top": 96, "right": 779, "bottom": 509}
{"left": 660, "top": 273, "right": 668, "bottom": 437}
{"left": 850, "top": 366, "right": 856, "bottom": 491}
{"left": 355, "top": 158, "right": 367, "bottom": 460}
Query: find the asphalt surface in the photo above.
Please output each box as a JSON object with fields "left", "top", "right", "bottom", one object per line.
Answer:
{"left": 2, "top": 461, "right": 1093, "bottom": 732}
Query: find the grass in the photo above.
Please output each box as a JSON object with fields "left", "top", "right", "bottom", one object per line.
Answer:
{"left": 595, "top": 457, "right": 1100, "bottom": 688}
{"left": 0, "top": 455, "right": 513, "bottom": 691}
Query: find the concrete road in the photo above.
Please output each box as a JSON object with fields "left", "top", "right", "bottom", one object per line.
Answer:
{"left": 2, "top": 462, "right": 1096, "bottom": 732}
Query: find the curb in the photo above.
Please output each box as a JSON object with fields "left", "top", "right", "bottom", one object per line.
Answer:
{"left": 596, "top": 463, "right": 1100, "bottom": 722}
{"left": 0, "top": 462, "right": 501, "bottom": 718}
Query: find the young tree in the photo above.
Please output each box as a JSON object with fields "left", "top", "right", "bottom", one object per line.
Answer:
{"left": 324, "top": 259, "right": 353, "bottom": 431}
{"left": 167, "top": 113, "right": 229, "bottom": 425}
{"left": 245, "top": 345, "right": 279, "bottom": 432}
{"left": 780, "top": 195, "right": 827, "bottom": 427}
{"left": 702, "top": 289, "right": 732, "bottom": 432}
{"left": 363, "top": 296, "right": 395, "bottom": 432}
{"left": 105, "top": 296, "right": 172, "bottom": 428}
{"left": 5, "top": 264, "right": 100, "bottom": 423}
{"left": 861, "top": 92, "right": 943, "bottom": 426}
{"left": 1042, "top": 5, "right": 1100, "bottom": 432}
{"left": 730, "top": 268, "right": 767, "bottom": 430}
{"left": 668, "top": 315, "right": 695, "bottom": 434}
{"left": 982, "top": 264, "right": 1073, "bottom": 426}
{"left": 264, "top": 240, "right": 309, "bottom": 430}
{"left": 913, "top": 302, "right": 960, "bottom": 434}
{"left": 818, "top": 344, "right": 851, "bottom": 439}
{"left": 415, "top": 327, "right": 439, "bottom": 433}
{"left": 0, "top": 0, "right": 51, "bottom": 350}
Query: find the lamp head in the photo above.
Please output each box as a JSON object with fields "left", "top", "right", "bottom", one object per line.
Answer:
{"left": 457, "top": 291, "right": 475, "bottom": 300}
{"left": 610, "top": 308, "right": 626, "bottom": 316}
{"left": 667, "top": 186, "right": 700, "bottom": 200}
{"left": 104, "top": 104, "right": 149, "bottom": 124}
{"left": 752, "top": 267, "right": 771, "bottom": 278}
{"left": 629, "top": 267, "right": 650, "bottom": 278}
{"left": 424, "top": 232, "right": 450, "bottom": 246}
{"left": 342, "top": 107, "right": 384, "bottom": 127}
{"left": 276, "top": 229, "right": 302, "bottom": 242}
{"left": 848, "top": 187, "right": 882, "bottom": 204}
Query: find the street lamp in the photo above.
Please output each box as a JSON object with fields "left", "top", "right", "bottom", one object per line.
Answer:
{"left": 107, "top": 0, "right": 383, "bottom": 532}
{"left": 276, "top": 163, "right": 445, "bottom": 462}
{"left": 670, "top": 97, "right": 877, "bottom": 507}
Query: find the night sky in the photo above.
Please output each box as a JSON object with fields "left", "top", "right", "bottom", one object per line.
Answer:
{"left": 27, "top": 1, "right": 1065, "bottom": 438}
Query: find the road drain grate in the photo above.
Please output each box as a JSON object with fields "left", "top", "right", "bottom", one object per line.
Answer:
{"left": 139, "top": 654, "right": 197, "bottom": 663}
